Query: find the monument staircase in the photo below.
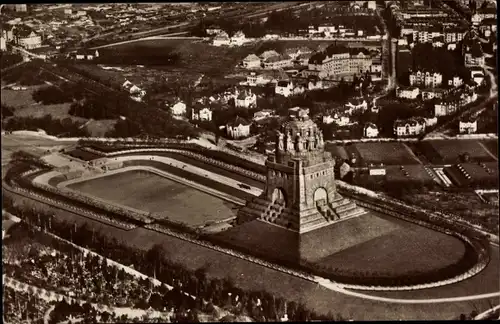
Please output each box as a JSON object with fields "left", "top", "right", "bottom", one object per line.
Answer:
{"left": 329, "top": 194, "right": 367, "bottom": 219}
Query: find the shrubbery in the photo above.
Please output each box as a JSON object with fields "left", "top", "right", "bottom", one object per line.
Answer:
{"left": 32, "top": 82, "right": 86, "bottom": 105}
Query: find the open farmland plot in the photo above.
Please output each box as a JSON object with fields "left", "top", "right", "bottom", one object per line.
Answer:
{"left": 6, "top": 191, "right": 499, "bottom": 321}
{"left": 425, "top": 140, "right": 497, "bottom": 164}
{"left": 67, "top": 169, "right": 238, "bottom": 228}
{"left": 350, "top": 142, "right": 421, "bottom": 166}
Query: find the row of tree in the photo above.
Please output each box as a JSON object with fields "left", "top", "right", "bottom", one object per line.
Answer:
{"left": 2, "top": 198, "right": 337, "bottom": 322}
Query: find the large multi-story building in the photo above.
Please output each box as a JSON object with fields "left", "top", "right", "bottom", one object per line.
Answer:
{"left": 409, "top": 70, "right": 443, "bottom": 88}
{"left": 308, "top": 45, "right": 374, "bottom": 79}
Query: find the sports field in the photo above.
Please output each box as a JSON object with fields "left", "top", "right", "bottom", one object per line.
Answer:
{"left": 67, "top": 169, "right": 238, "bottom": 227}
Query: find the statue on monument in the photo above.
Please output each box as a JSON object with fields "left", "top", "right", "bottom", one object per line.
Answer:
{"left": 318, "top": 132, "right": 324, "bottom": 148}
{"left": 296, "top": 134, "right": 303, "bottom": 151}
{"left": 278, "top": 132, "right": 284, "bottom": 151}
{"left": 286, "top": 133, "right": 294, "bottom": 152}
{"left": 308, "top": 132, "right": 315, "bottom": 151}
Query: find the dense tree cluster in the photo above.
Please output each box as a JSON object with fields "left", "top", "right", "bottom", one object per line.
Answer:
{"left": 0, "top": 52, "right": 23, "bottom": 69}
{"left": 51, "top": 62, "right": 200, "bottom": 139}
{"left": 2, "top": 115, "right": 90, "bottom": 138}
{"left": 32, "top": 82, "right": 87, "bottom": 105}
{"left": 1, "top": 103, "right": 15, "bottom": 120}
{"left": 411, "top": 43, "right": 469, "bottom": 82}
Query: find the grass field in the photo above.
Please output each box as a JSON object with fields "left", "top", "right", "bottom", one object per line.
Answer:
{"left": 421, "top": 140, "right": 497, "bottom": 164}
{"left": 7, "top": 191, "right": 499, "bottom": 321}
{"left": 1, "top": 85, "right": 115, "bottom": 137}
{"left": 67, "top": 169, "right": 238, "bottom": 227}
{"left": 318, "top": 214, "right": 467, "bottom": 276}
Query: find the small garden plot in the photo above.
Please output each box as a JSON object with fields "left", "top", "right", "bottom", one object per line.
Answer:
{"left": 427, "top": 140, "right": 496, "bottom": 164}
{"left": 384, "top": 165, "right": 434, "bottom": 184}
{"left": 350, "top": 142, "right": 421, "bottom": 166}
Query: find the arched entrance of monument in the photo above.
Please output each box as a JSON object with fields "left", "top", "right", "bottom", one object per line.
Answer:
{"left": 271, "top": 187, "right": 287, "bottom": 206}
{"left": 313, "top": 187, "right": 328, "bottom": 205}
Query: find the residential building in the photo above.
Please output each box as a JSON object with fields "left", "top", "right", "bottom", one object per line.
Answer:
{"left": 459, "top": 119, "right": 477, "bottom": 134}
{"left": 242, "top": 54, "right": 261, "bottom": 69}
{"left": 409, "top": 70, "right": 443, "bottom": 88}
{"left": 309, "top": 45, "right": 350, "bottom": 75}
{"left": 308, "top": 45, "right": 375, "bottom": 78}
{"left": 191, "top": 106, "right": 212, "bottom": 122}
{"left": 226, "top": 116, "right": 251, "bottom": 139}
{"left": 393, "top": 117, "right": 426, "bottom": 137}
{"left": 323, "top": 112, "right": 350, "bottom": 126}
{"left": 259, "top": 50, "right": 280, "bottom": 61}
{"left": 345, "top": 98, "right": 368, "bottom": 114}
{"left": 275, "top": 80, "right": 294, "bottom": 97}
{"left": 447, "top": 76, "right": 463, "bottom": 88}
{"left": 262, "top": 54, "right": 293, "bottom": 70}
{"left": 363, "top": 123, "right": 379, "bottom": 138}
{"left": 206, "top": 27, "right": 223, "bottom": 35}
{"left": 213, "top": 33, "right": 230, "bottom": 46}
{"left": 230, "top": 31, "right": 247, "bottom": 46}
{"left": 434, "top": 91, "right": 477, "bottom": 116}
{"left": 75, "top": 49, "right": 99, "bottom": 60}
{"left": 396, "top": 86, "right": 420, "bottom": 99}
{"left": 170, "top": 101, "right": 187, "bottom": 117}
{"left": 424, "top": 116, "right": 438, "bottom": 127}
{"left": 0, "top": 33, "right": 6, "bottom": 51}
{"left": 432, "top": 36, "right": 445, "bottom": 48}
{"left": 284, "top": 47, "right": 311, "bottom": 60}
{"left": 12, "top": 25, "right": 42, "bottom": 49}
{"left": 242, "top": 72, "right": 272, "bottom": 87}
{"left": 253, "top": 110, "right": 273, "bottom": 121}
{"left": 463, "top": 40, "right": 485, "bottom": 67}
{"left": 295, "top": 52, "right": 312, "bottom": 66}
{"left": 235, "top": 89, "right": 257, "bottom": 108}
{"left": 421, "top": 88, "right": 447, "bottom": 100}
{"left": 470, "top": 68, "right": 485, "bottom": 85}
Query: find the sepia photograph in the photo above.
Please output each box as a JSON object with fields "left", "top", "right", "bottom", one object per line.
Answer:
{"left": 1, "top": 1, "right": 499, "bottom": 322}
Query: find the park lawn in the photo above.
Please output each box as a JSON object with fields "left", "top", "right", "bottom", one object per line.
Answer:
{"left": 67, "top": 169, "right": 238, "bottom": 228}
{"left": 7, "top": 191, "right": 499, "bottom": 320}
{"left": 317, "top": 214, "right": 467, "bottom": 276}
